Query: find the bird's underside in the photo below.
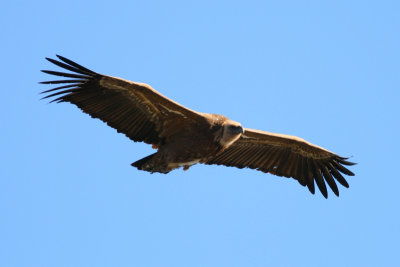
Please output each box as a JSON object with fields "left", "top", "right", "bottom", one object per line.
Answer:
{"left": 41, "top": 55, "right": 356, "bottom": 198}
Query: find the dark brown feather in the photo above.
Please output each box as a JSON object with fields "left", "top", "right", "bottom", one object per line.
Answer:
{"left": 40, "top": 84, "right": 81, "bottom": 94}
{"left": 206, "top": 128, "right": 355, "bottom": 197}
{"left": 312, "top": 159, "right": 328, "bottom": 198}
{"left": 296, "top": 156, "right": 306, "bottom": 186}
{"left": 41, "top": 56, "right": 205, "bottom": 147}
{"left": 56, "top": 54, "right": 96, "bottom": 74}
{"left": 41, "top": 56, "right": 355, "bottom": 198}
{"left": 320, "top": 163, "right": 339, "bottom": 197}
{"left": 40, "top": 79, "right": 84, "bottom": 84}
{"left": 41, "top": 70, "right": 89, "bottom": 79}
{"left": 332, "top": 160, "right": 355, "bottom": 176}
{"left": 305, "top": 158, "right": 315, "bottom": 195}
{"left": 274, "top": 148, "right": 291, "bottom": 176}
{"left": 329, "top": 162, "right": 350, "bottom": 188}
{"left": 46, "top": 57, "right": 91, "bottom": 75}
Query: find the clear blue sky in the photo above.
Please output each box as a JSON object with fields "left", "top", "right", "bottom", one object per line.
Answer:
{"left": 1, "top": 1, "right": 399, "bottom": 266}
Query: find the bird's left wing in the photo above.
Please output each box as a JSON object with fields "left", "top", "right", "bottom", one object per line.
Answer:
{"left": 206, "top": 128, "right": 355, "bottom": 198}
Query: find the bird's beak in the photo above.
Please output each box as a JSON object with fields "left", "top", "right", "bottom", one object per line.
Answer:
{"left": 237, "top": 126, "right": 244, "bottom": 134}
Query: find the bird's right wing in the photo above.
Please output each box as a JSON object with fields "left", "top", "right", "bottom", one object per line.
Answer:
{"left": 41, "top": 55, "right": 205, "bottom": 147}
{"left": 206, "top": 128, "right": 355, "bottom": 198}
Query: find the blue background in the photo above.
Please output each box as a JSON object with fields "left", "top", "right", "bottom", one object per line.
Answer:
{"left": 2, "top": 1, "right": 399, "bottom": 266}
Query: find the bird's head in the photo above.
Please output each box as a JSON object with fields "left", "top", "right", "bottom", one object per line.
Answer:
{"left": 219, "top": 120, "right": 244, "bottom": 148}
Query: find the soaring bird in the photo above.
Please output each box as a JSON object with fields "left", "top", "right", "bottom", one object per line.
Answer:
{"left": 41, "top": 55, "right": 355, "bottom": 198}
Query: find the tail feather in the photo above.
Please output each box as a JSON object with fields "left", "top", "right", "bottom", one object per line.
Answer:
{"left": 131, "top": 153, "right": 157, "bottom": 170}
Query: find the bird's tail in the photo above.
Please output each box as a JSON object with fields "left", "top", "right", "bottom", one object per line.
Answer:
{"left": 131, "top": 153, "right": 171, "bottom": 174}
{"left": 131, "top": 153, "right": 157, "bottom": 170}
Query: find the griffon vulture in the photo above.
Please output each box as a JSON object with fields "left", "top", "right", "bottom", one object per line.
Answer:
{"left": 41, "top": 55, "right": 355, "bottom": 198}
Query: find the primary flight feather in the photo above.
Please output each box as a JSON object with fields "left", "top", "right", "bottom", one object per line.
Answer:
{"left": 41, "top": 55, "right": 355, "bottom": 198}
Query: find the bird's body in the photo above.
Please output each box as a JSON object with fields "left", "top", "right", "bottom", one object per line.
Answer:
{"left": 132, "top": 113, "right": 241, "bottom": 173}
{"left": 41, "top": 55, "right": 355, "bottom": 198}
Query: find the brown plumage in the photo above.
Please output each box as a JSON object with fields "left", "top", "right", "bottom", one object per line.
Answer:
{"left": 41, "top": 55, "right": 355, "bottom": 198}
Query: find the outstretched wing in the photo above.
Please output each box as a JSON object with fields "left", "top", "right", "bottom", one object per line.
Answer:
{"left": 40, "top": 55, "right": 204, "bottom": 147}
{"left": 206, "top": 128, "right": 355, "bottom": 198}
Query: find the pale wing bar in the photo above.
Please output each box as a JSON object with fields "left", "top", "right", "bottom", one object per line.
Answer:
{"left": 207, "top": 129, "right": 355, "bottom": 198}
{"left": 40, "top": 55, "right": 161, "bottom": 145}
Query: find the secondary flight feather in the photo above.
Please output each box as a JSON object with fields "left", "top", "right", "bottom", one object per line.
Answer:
{"left": 41, "top": 55, "right": 355, "bottom": 198}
